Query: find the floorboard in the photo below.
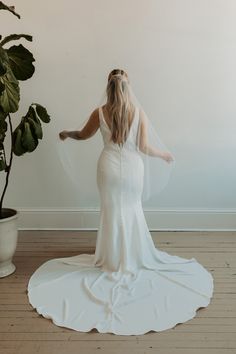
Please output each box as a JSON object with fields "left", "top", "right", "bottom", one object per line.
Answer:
{"left": 0, "top": 230, "right": 235, "bottom": 354}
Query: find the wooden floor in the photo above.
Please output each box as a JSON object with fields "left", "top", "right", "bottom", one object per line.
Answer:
{"left": 0, "top": 230, "right": 236, "bottom": 354}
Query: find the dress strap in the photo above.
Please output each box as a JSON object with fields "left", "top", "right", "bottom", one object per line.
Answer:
{"left": 133, "top": 106, "right": 140, "bottom": 130}
{"left": 98, "top": 106, "right": 104, "bottom": 128}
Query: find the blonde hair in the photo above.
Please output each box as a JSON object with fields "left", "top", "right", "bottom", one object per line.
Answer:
{"left": 105, "top": 69, "right": 135, "bottom": 146}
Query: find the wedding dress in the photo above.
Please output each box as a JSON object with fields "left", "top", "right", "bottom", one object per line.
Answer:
{"left": 27, "top": 105, "right": 214, "bottom": 335}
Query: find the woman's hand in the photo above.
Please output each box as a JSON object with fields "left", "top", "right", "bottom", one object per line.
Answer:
{"left": 59, "top": 130, "right": 69, "bottom": 141}
{"left": 160, "top": 151, "right": 175, "bottom": 164}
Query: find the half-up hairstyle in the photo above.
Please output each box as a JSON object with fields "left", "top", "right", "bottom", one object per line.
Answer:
{"left": 105, "top": 69, "right": 135, "bottom": 146}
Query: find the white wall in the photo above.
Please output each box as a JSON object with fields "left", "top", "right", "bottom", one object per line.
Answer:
{"left": 1, "top": 0, "right": 236, "bottom": 229}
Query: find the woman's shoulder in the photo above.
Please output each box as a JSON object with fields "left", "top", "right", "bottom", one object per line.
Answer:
{"left": 89, "top": 107, "right": 101, "bottom": 119}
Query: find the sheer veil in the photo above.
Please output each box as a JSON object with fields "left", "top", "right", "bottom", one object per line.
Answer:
{"left": 55, "top": 75, "right": 176, "bottom": 206}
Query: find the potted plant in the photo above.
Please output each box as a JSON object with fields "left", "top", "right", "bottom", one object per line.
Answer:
{"left": 0, "top": 2, "right": 50, "bottom": 277}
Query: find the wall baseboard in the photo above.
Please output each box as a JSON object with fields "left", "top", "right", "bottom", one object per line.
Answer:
{"left": 16, "top": 207, "right": 236, "bottom": 231}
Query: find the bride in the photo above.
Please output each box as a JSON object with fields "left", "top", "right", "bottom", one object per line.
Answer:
{"left": 27, "top": 68, "right": 214, "bottom": 335}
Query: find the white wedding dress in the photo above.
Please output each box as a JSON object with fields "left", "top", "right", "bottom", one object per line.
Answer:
{"left": 27, "top": 106, "right": 214, "bottom": 335}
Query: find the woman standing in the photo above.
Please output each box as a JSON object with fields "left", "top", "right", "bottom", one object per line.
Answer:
{"left": 27, "top": 69, "right": 214, "bottom": 335}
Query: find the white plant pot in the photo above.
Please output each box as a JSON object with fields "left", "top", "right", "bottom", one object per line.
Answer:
{"left": 0, "top": 208, "right": 19, "bottom": 278}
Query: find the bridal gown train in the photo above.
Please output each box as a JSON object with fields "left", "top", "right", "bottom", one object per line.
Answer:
{"left": 27, "top": 106, "right": 214, "bottom": 335}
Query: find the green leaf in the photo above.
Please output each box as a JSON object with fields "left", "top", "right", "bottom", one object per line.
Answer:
{"left": 1, "top": 34, "right": 32, "bottom": 47}
{"left": 0, "top": 118, "right": 7, "bottom": 142}
{"left": 0, "top": 67, "right": 20, "bottom": 113}
{"left": 21, "top": 121, "right": 38, "bottom": 152}
{"left": 12, "top": 127, "right": 27, "bottom": 156}
{"left": 0, "top": 47, "right": 8, "bottom": 77}
{"left": 0, "top": 47, "right": 20, "bottom": 112}
{"left": 0, "top": 142, "right": 6, "bottom": 171}
{"left": 33, "top": 103, "right": 51, "bottom": 123}
{"left": 0, "top": 106, "right": 7, "bottom": 120}
{"left": 0, "top": 2, "right": 20, "bottom": 19}
{"left": 6, "top": 44, "right": 35, "bottom": 81}
{"left": 28, "top": 106, "right": 43, "bottom": 139}
{"left": 0, "top": 45, "right": 9, "bottom": 64}
{"left": 0, "top": 81, "right": 5, "bottom": 94}
{"left": 0, "top": 156, "right": 6, "bottom": 171}
{"left": 0, "top": 59, "right": 6, "bottom": 76}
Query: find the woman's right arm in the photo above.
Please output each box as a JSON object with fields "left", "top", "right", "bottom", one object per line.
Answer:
{"left": 59, "top": 108, "right": 100, "bottom": 141}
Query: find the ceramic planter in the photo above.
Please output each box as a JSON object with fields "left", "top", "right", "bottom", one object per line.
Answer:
{"left": 0, "top": 208, "right": 19, "bottom": 278}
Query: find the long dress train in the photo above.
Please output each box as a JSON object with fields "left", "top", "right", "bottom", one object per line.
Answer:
{"left": 27, "top": 106, "right": 214, "bottom": 335}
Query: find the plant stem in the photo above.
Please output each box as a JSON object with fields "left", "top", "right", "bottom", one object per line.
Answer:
{"left": 0, "top": 114, "right": 13, "bottom": 218}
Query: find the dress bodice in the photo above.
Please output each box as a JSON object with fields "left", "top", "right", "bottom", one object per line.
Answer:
{"left": 98, "top": 106, "right": 140, "bottom": 152}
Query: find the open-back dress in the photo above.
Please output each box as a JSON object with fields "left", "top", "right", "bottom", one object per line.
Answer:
{"left": 27, "top": 105, "right": 214, "bottom": 335}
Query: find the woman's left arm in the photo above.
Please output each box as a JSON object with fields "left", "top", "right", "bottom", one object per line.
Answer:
{"left": 59, "top": 108, "right": 99, "bottom": 140}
